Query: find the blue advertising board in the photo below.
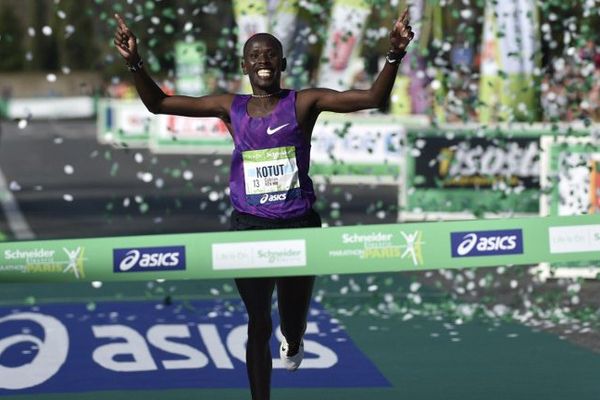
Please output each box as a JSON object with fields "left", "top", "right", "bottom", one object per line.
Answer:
{"left": 0, "top": 300, "right": 389, "bottom": 394}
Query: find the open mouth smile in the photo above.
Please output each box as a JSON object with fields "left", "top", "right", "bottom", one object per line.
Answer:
{"left": 256, "top": 68, "right": 274, "bottom": 79}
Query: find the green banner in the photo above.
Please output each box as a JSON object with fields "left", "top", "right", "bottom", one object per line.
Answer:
{"left": 0, "top": 215, "right": 599, "bottom": 283}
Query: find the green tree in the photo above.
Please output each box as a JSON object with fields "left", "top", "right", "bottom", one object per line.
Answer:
{"left": 31, "top": 0, "right": 59, "bottom": 71}
{"left": 0, "top": 3, "right": 25, "bottom": 71}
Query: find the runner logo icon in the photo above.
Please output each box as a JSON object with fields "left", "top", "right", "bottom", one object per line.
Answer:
{"left": 451, "top": 229, "right": 523, "bottom": 257}
{"left": 113, "top": 246, "right": 186, "bottom": 272}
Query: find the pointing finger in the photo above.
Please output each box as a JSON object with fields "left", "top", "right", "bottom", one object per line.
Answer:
{"left": 114, "top": 13, "right": 127, "bottom": 30}
{"left": 400, "top": 8, "right": 409, "bottom": 25}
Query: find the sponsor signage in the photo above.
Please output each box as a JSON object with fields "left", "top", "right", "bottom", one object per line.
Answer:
{"left": 2, "top": 215, "right": 600, "bottom": 282}
{"left": 0, "top": 247, "right": 85, "bottom": 279}
{"left": 549, "top": 225, "right": 600, "bottom": 254}
{"left": 113, "top": 246, "right": 186, "bottom": 273}
{"left": 212, "top": 240, "right": 306, "bottom": 270}
{"left": 413, "top": 137, "right": 540, "bottom": 189}
{"left": 0, "top": 300, "right": 389, "bottom": 394}
{"left": 451, "top": 229, "right": 524, "bottom": 257}
{"left": 327, "top": 231, "right": 425, "bottom": 267}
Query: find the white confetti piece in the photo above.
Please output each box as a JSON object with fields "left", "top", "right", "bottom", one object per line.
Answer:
{"left": 208, "top": 191, "right": 219, "bottom": 201}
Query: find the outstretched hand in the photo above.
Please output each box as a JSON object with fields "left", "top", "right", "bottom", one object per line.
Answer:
{"left": 113, "top": 13, "right": 140, "bottom": 64}
{"left": 389, "top": 8, "right": 414, "bottom": 52}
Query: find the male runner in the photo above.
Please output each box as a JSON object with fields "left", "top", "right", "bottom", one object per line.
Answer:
{"left": 114, "top": 10, "right": 413, "bottom": 400}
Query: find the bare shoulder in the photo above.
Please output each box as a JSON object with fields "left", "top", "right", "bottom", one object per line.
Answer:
{"left": 209, "top": 92, "right": 236, "bottom": 120}
{"left": 207, "top": 92, "right": 236, "bottom": 109}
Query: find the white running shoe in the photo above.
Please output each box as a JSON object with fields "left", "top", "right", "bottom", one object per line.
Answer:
{"left": 279, "top": 338, "right": 304, "bottom": 371}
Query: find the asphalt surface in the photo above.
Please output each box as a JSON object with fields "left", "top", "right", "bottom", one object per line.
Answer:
{"left": 0, "top": 119, "right": 399, "bottom": 240}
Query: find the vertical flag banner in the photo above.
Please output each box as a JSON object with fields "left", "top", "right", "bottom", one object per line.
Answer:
{"left": 317, "top": 0, "right": 371, "bottom": 90}
{"left": 268, "top": 0, "right": 298, "bottom": 56}
{"left": 233, "top": 0, "right": 269, "bottom": 93}
{"left": 414, "top": 1, "right": 445, "bottom": 122}
{"left": 391, "top": 0, "right": 428, "bottom": 116}
{"left": 479, "top": 0, "right": 540, "bottom": 122}
{"left": 175, "top": 41, "right": 207, "bottom": 96}
{"left": 268, "top": 0, "right": 305, "bottom": 89}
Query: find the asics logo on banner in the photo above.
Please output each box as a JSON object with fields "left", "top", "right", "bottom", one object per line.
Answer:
{"left": 266, "top": 123, "right": 289, "bottom": 135}
{"left": 0, "top": 313, "right": 68, "bottom": 390}
{"left": 451, "top": 229, "right": 523, "bottom": 257}
{"left": 113, "top": 246, "right": 186, "bottom": 272}
{"left": 260, "top": 193, "right": 287, "bottom": 204}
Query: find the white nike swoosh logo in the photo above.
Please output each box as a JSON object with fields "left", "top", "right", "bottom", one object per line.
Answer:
{"left": 266, "top": 123, "right": 290, "bottom": 135}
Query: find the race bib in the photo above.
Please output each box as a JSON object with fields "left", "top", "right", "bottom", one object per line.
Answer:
{"left": 242, "top": 146, "right": 301, "bottom": 205}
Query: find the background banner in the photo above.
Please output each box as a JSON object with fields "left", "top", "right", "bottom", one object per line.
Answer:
{"left": 478, "top": 0, "right": 540, "bottom": 122}
{"left": 405, "top": 127, "right": 542, "bottom": 214}
{"left": 233, "top": 0, "right": 269, "bottom": 93}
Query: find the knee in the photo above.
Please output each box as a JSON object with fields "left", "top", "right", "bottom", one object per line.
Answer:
{"left": 248, "top": 314, "right": 273, "bottom": 342}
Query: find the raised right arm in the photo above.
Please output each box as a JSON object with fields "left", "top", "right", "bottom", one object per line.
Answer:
{"left": 113, "top": 14, "right": 232, "bottom": 120}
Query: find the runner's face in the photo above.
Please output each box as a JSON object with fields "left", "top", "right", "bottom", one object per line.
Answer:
{"left": 242, "top": 36, "right": 285, "bottom": 92}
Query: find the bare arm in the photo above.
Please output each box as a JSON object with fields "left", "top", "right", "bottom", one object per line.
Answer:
{"left": 113, "top": 14, "right": 232, "bottom": 120}
{"left": 298, "top": 9, "right": 414, "bottom": 115}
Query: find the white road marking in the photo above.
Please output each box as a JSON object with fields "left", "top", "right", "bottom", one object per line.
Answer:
{"left": 0, "top": 167, "right": 35, "bottom": 240}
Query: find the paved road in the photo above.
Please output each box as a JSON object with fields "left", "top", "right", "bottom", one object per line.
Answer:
{"left": 0, "top": 119, "right": 399, "bottom": 240}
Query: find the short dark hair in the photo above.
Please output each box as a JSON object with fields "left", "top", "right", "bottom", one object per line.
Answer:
{"left": 242, "top": 33, "right": 283, "bottom": 57}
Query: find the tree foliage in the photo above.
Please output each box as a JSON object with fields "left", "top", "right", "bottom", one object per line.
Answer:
{"left": 0, "top": 3, "right": 25, "bottom": 71}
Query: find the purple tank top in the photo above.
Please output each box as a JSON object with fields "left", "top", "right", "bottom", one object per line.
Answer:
{"left": 229, "top": 89, "right": 316, "bottom": 219}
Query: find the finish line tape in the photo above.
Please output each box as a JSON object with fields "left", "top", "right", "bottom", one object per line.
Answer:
{"left": 0, "top": 215, "right": 599, "bottom": 283}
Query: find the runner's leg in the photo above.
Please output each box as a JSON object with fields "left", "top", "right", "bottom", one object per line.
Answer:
{"left": 276, "top": 275, "right": 316, "bottom": 354}
{"left": 235, "top": 277, "right": 276, "bottom": 400}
